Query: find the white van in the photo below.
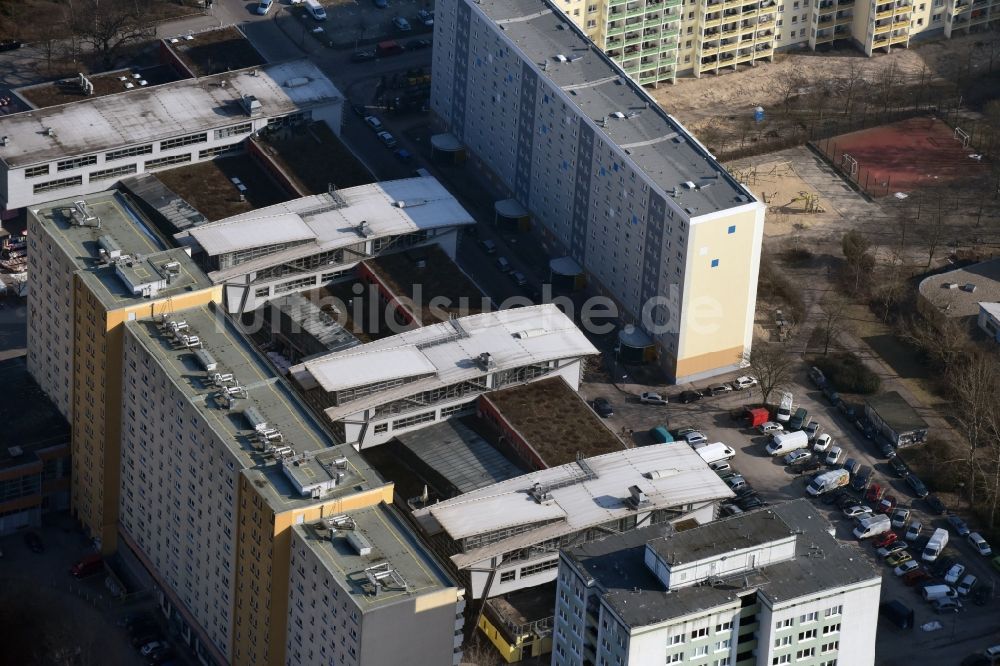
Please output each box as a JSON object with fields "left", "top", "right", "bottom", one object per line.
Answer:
{"left": 920, "top": 584, "right": 958, "bottom": 602}
{"left": 922, "top": 528, "right": 949, "bottom": 562}
{"left": 695, "top": 443, "right": 736, "bottom": 466}
{"left": 766, "top": 430, "right": 809, "bottom": 456}
{"left": 852, "top": 513, "right": 890, "bottom": 539}
{"left": 305, "top": 0, "right": 327, "bottom": 20}
{"left": 776, "top": 391, "right": 794, "bottom": 422}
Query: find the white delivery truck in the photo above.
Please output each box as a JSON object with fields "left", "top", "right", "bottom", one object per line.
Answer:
{"left": 853, "top": 513, "right": 891, "bottom": 539}
{"left": 766, "top": 430, "right": 809, "bottom": 456}
{"left": 776, "top": 391, "right": 794, "bottom": 422}
{"left": 922, "top": 528, "right": 949, "bottom": 562}
{"left": 806, "top": 468, "right": 851, "bottom": 496}
{"left": 695, "top": 443, "right": 736, "bottom": 466}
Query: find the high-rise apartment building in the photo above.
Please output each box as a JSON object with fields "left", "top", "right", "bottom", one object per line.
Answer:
{"left": 552, "top": 499, "right": 881, "bottom": 666}
{"left": 287, "top": 504, "right": 465, "bottom": 666}
{"left": 27, "top": 192, "right": 220, "bottom": 552}
{"left": 556, "top": 0, "right": 975, "bottom": 85}
{"left": 431, "top": 0, "right": 765, "bottom": 381}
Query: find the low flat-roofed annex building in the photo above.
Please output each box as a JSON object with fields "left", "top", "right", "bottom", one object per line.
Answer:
{"left": 553, "top": 499, "right": 881, "bottom": 666}
{"left": 432, "top": 0, "right": 766, "bottom": 383}
{"left": 412, "top": 445, "right": 734, "bottom": 601}
{"left": 289, "top": 304, "right": 599, "bottom": 448}
{"left": 864, "top": 390, "right": 929, "bottom": 448}
{"left": 287, "top": 503, "right": 466, "bottom": 666}
{"left": 121, "top": 303, "right": 397, "bottom": 666}
{"left": 26, "top": 191, "right": 220, "bottom": 552}
{"left": 0, "top": 60, "right": 343, "bottom": 212}
{"left": 176, "top": 176, "right": 476, "bottom": 313}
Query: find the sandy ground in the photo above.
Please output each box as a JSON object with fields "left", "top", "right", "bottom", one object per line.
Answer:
{"left": 654, "top": 32, "right": 1000, "bottom": 131}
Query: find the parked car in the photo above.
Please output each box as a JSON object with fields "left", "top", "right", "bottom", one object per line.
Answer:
{"left": 759, "top": 421, "right": 784, "bottom": 434}
{"left": 639, "top": 392, "right": 667, "bottom": 405}
{"left": 813, "top": 433, "right": 832, "bottom": 453}
{"left": 876, "top": 496, "right": 897, "bottom": 515}
{"left": 825, "top": 446, "right": 843, "bottom": 466}
{"left": 23, "top": 532, "right": 43, "bottom": 553}
{"left": 877, "top": 542, "right": 908, "bottom": 558}
{"left": 406, "top": 38, "right": 432, "bottom": 49}
{"left": 592, "top": 397, "right": 613, "bottom": 418}
{"left": 351, "top": 50, "right": 377, "bottom": 62}
{"left": 895, "top": 560, "right": 920, "bottom": 577}
{"left": 417, "top": 8, "right": 434, "bottom": 25}
{"left": 808, "top": 365, "right": 827, "bottom": 387}
{"left": 842, "top": 457, "right": 862, "bottom": 477}
{"left": 946, "top": 515, "right": 971, "bottom": 537}
{"left": 376, "top": 131, "right": 397, "bottom": 148}
{"left": 0, "top": 39, "right": 23, "bottom": 52}
{"left": 843, "top": 504, "right": 872, "bottom": 519}
{"left": 707, "top": 383, "right": 732, "bottom": 396}
{"left": 373, "top": 0, "right": 388, "bottom": 7}
{"left": 891, "top": 508, "right": 910, "bottom": 529}
{"left": 969, "top": 532, "right": 993, "bottom": 557}
{"left": 835, "top": 494, "right": 857, "bottom": 510}
{"left": 932, "top": 598, "right": 962, "bottom": 614}
{"left": 684, "top": 431, "right": 708, "bottom": 446}
{"left": 510, "top": 271, "right": 528, "bottom": 287}
{"left": 957, "top": 574, "right": 978, "bottom": 596}
{"left": 902, "top": 567, "right": 930, "bottom": 584}
{"left": 906, "top": 475, "right": 929, "bottom": 498}
{"left": 888, "top": 456, "right": 910, "bottom": 478}
{"left": 925, "top": 495, "right": 946, "bottom": 514}
{"left": 736, "top": 494, "right": 764, "bottom": 510}
{"left": 873, "top": 531, "right": 899, "bottom": 549}
{"left": 931, "top": 556, "right": 957, "bottom": 578}
{"left": 140, "top": 641, "right": 168, "bottom": 657}
{"left": 364, "top": 115, "right": 384, "bottom": 131}
{"left": 710, "top": 461, "right": 732, "bottom": 473}
{"left": 673, "top": 427, "right": 697, "bottom": 438}
{"left": 797, "top": 459, "right": 823, "bottom": 474}
{"left": 876, "top": 437, "right": 897, "bottom": 459}
{"left": 392, "top": 16, "right": 412, "bottom": 31}
{"left": 887, "top": 551, "right": 912, "bottom": 567}
{"left": 255, "top": 0, "right": 273, "bottom": 14}
{"left": 732, "top": 375, "right": 758, "bottom": 390}
{"left": 677, "top": 390, "right": 702, "bottom": 404}
{"left": 803, "top": 420, "right": 821, "bottom": 441}
{"left": 784, "top": 450, "right": 811, "bottom": 466}
{"left": 725, "top": 475, "right": 748, "bottom": 492}
{"left": 904, "top": 521, "right": 923, "bottom": 541}
{"left": 479, "top": 239, "right": 497, "bottom": 254}
{"left": 944, "top": 563, "right": 967, "bottom": 585}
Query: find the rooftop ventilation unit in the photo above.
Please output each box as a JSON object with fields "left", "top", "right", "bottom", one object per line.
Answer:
{"left": 97, "top": 234, "right": 122, "bottom": 259}
{"left": 44, "top": 127, "right": 56, "bottom": 137}
{"left": 71, "top": 201, "right": 101, "bottom": 228}
{"left": 626, "top": 485, "right": 651, "bottom": 510}
{"left": 0, "top": 136, "right": 8, "bottom": 146}
{"left": 961, "top": 283, "right": 977, "bottom": 293}
{"left": 529, "top": 482, "right": 554, "bottom": 504}
{"left": 611, "top": 111, "right": 625, "bottom": 119}
{"left": 555, "top": 54, "right": 568, "bottom": 62}
{"left": 177, "top": 334, "right": 202, "bottom": 349}
{"left": 513, "top": 328, "right": 547, "bottom": 339}
{"left": 257, "top": 428, "right": 283, "bottom": 444}
{"left": 240, "top": 94, "right": 262, "bottom": 116}
{"left": 194, "top": 349, "right": 218, "bottom": 372}
{"left": 7, "top": 446, "right": 23, "bottom": 457}
{"left": 269, "top": 445, "right": 294, "bottom": 458}
{"left": 329, "top": 515, "right": 356, "bottom": 530}
{"left": 243, "top": 405, "right": 267, "bottom": 431}
{"left": 356, "top": 220, "right": 374, "bottom": 237}
{"left": 364, "top": 562, "right": 408, "bottom": 596}
{"left": 223, "top": 383, "right": 248, "bottom": 399}
{"left": 475, "top": 352, "right": 495, "bottom": 371}
{"left": 210, "top": 372, "right": 235, "bottom": 387}
{"left": 347, "top": 532, "right": 373, "bottom": 556}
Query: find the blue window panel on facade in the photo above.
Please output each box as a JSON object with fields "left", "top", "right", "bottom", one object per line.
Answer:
{"left": 711, "top": 259, "right": 720, "bottom": 267}
{"left": 728, "top": 225, "right": 736, "bottom": 234}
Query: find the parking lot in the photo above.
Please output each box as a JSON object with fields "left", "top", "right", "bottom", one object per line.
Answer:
{"left": 284, "top": 0, "right": 434, "bottom": 49}
{"left": 578, "top": 362, "right": 1000, "bottom": 665}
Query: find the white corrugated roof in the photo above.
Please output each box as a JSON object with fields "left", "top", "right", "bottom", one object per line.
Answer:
{"left": 411, "top": 445, "right": 735, "bottom": 568}
{"left": 306, "top": 347, "right": 437, "bottom": 392}
{"left": 178, "top": 177, "right": 475, "bottom": 281}
{"left": 290, "top": 304, "right": 598, "bottom": 417}
{"left": 0, "top": 60, "right": 342, "bottom": 168}
{"left": 188, "top": 213, "right": 315, "bottom": 255}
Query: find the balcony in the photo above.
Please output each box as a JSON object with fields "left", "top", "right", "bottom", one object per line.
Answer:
{"left": 951, "top": 1, "right": 972, "bottom": 12}
{"left": 624, "top": 33, "right": 644, "bottom": 45}
{"left": 890, "top": 32, "right": 908, "bottom": 43}
{"left": 626, "top": 6, "right": 648, "bottom": 17}
{"left": 815, "top": 32, "right": 836, "bottom": 42}
{"left": 892, "top": 16, "right": 909, "bottom": 26}
{"left": 606, "top": 23, "right": 626, "bottom": 35}
{"left": 703, "top": 15, "right": 724, "bottom": 27}
{"left": 701, "top": 44, "right": 722, "bottom": 55}
{"left": 872, "top": 34, "right": 890, "bottom": 46}
{"left": 835, "top": 12, "right": 853, "bottom": 23}
{"left": 875, "top": 8, "right": 894, "bottom": 18}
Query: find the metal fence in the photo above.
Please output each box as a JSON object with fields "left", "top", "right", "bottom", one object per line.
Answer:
{"left": 809, "top": 137, "right": 894, "bottom": 199}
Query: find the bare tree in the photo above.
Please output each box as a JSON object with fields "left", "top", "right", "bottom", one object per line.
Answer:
{"left": 743, "top": 342, "right": 796, "bottom": 407}
{"left": 818, "top": 294, "right": 849, "bottom": 355}
{"left": 841, "top": 60, "right": 866, "bottom": 118}
{"left": 948, "top": 351, "right": 1000, "bottom": 508}
{"left": 841, "top": 230, "right": 874, "bottom": 295}
{"left": 68, "top": 0, "right": 155, "bottom": 69}
{"left": 900, "top": 312, "right": 971, "bottom": 371}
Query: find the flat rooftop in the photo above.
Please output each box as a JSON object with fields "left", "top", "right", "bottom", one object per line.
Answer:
{"left": 395, "top": 420, "right": 527, "bottom": 496}
{"left": 125, "top": 304, "right": 337, "bottom": 470}
{"left": 918, "top": 258, "right": 1000, "bottom": 319}
{"left": 486, "top": 582, "right": 557, "bottom": 634}
{"left": 365, "top": 246, "right": 486, "bottom": 325}
{"left": 294, "top": 503, "right": 457, "bottom": 611}
{"left": 264, "top": 292, "right": 362, "bottom": 357}
{"left": 0, "top": 60, "right": 342, "bottom": 168}
{"left": 413, "top": 445, "right": 734, "bottom": 569}
{"left": 244, "top": 445, "right": 389, "bottom": 513}
{"left": 290, "top": 304, "right": 599, "bottom": 422}
{"left": 484, "top": 376, "right": 624, "bottom": 466}
{"left": 120, "top": 173, "right": 210, "bottom": 235}
{"left": 0, "top": 356, "right": 70, "bottom": 471}
{"left": 865, "top": 391, "right": 929, "bottom": 433}
{"left": 469, "top": 0, "right": 754, "bottom": 216}
{"left": 30, "top": 191, "right": 213, "bottom": 310}
{"left": 164, "top": 27, "right": 266, "bottom": 77}
{"left": 179, "top": 177, "right": 475, "bottom": 282}
{"left": 16, "top": 66, "right": 182, "bottom": 110}
{"left": 566, "top": 499, "right": 881, "bottom": 628}
{"left": 646, "top": 509, "right": 793, "bottom": 566}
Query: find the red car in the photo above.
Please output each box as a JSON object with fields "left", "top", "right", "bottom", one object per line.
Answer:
{"left": 866, "top": 483, "right": 886, "bottom": 503}
{"left": 873, "top": 531, "right": 898, "bottom": 549}
{"left": 902, "top": 568, "right": 931, "bottom": 586}
{"left": 876, "top": 495, "right": 897, "bottom": 515}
